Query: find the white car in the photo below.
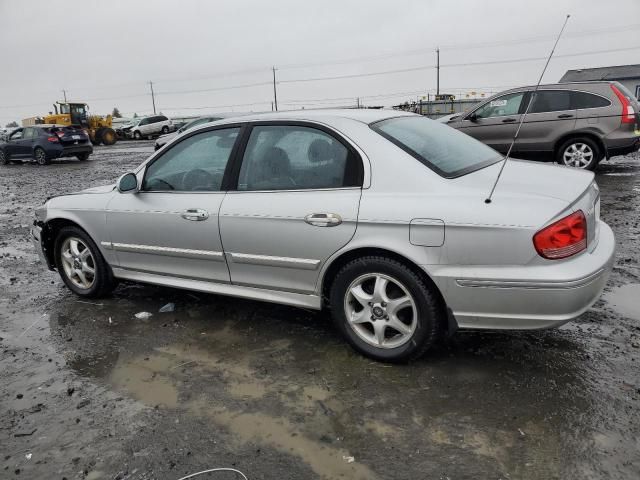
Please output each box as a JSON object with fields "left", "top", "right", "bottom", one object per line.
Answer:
{"left": 127, "top": 115, "right": 174, "bottom": 140}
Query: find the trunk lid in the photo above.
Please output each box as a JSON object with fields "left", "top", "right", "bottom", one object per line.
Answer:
{"left": 51, "top": 126, "right": 90, "bottom": 148}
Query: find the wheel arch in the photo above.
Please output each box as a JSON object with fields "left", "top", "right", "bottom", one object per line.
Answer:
{"left": 553, "top": 131, "right": 607, "bottom": 161}
{"left": 320, "top": 246, "right": 452, "bottom": 332}
{"left": 41, "top": 217, "right": 94, "bottom": 270}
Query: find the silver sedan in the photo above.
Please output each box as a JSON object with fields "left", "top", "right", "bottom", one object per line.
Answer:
{"left": 31, "top": 109, "right": 615, "bottom": 362}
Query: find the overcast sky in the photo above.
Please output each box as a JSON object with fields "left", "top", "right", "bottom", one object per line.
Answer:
{"left": 0, "top": 0, "right": 638, "bottom": 125}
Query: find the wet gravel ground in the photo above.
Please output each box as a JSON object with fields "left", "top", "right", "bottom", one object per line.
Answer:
{"left": 1, "top": 141, "right": 639, "bottom": 480}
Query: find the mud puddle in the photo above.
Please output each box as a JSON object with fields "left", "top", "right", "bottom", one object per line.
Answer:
{"left": 605, "top": 284, "right": 640, "bottom": 320}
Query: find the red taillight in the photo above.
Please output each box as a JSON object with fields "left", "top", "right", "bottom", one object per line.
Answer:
{"left": 533, "top": 210, "right": 587, "bottom": 259}
{"left": 610, "top": 84, "right": 636, "bottom": 124}
{"left": 47, "top": 136, "right": 59, "bottom": 143}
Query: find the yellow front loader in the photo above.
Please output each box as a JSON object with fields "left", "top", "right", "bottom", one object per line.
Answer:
{"left": 43, "top": 102, "right": 117, "bottom": 145}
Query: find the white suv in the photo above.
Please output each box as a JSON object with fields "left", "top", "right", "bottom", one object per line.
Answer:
{"left": 128, "top": 115, "right": 174, "bottom": 140}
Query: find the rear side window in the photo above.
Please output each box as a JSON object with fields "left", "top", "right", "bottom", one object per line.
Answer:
{"left": 529, "top": 90, "right": 571, "bottom": 113}
{"left": 570, "top": 91, "right": 610, "bottom": 109}
{"left": 237, "top": 125, "right": 361, "bottom": 191}
{"left": 23, "top": 128, "right": 35, "bottom": 140}
{"left": 371, "top": 116, "right": 501, "bottom": 178}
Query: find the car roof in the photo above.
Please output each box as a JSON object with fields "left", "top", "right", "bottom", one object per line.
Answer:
{"left": 215, "top": 108, "right": 416, "bottom": 126}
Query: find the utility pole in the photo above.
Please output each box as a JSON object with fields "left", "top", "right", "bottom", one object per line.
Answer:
{"left": 62, "top": 89, "right": 67, "bottom": 102}
{"left": 436, "top": 48, "right": 440, "bottom": 97}
{"left": 149, "top": 81, "right": 157, "bottom": 114}
{"left": 272, "top": 67, "right": 278, "bottom": 111}
{"left": 356, "top": 97, "right": 360, "bottom": 109}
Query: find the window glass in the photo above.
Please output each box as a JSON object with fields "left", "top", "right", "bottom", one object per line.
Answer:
{"left": 473, "top": 92, "right": 524, "bottom": 119}
{"left": 10, "top": 129, "right": 23, "bottom": 140}
{"left": 371, "top": 116, "right": 501, "bottom": 178}
{"left": 142, "top": 127, "right": 240, "bottom": 192}
{"left": 570, "top": 91, "right": 611, "bottom": 109}
{"left": 238, "top": 125, "right": 354, "bottom": 191}
{"left": 60, "top": 104, "right": 70, "bottom": 114}
{"left": 139, "top": 118, "right": 148, "bottom": 125}
{"left": 528, "top": 91, "right": 571, "bottom": 113}
{"left": 22, "top": 128, "right": 34, "bottom": 140}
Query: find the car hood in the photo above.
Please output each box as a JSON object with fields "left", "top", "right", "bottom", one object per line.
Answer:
{"left": 456, "top": 158, "right": 594, "bottom": 204}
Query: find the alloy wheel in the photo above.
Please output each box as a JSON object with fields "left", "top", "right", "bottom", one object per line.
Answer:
{"left": 35, "top": 149, "right": 47, "bottom": 165}
{"left": 562, "top": 142, "right": 593, "bottom": 169}
{"left": 344, "top": 273, "right": 417, "bottom": 349}
{"left": 60, "top": 237, "right": 96, "bottom": 289}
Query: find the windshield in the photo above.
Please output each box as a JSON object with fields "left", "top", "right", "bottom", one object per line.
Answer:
{"left": 371, "top": 116, "right": 502, "bottom": 178}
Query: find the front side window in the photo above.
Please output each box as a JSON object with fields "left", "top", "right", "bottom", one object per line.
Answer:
{"left": 473, "top": 92, "right": 524, "bottom": 119}
{"left": 10, "top": 129, "right": 23, "bottom": 140}
{"left": 237, "top": 125, "right": 360, "bottom": 191}
{"left": 528, "top": 90, "right": 571, "bottom": 113}
{"left": 22, "top": 128, "right": 34, "bottom": 140}
{"left": 371, "top": 116, "right": 501, "bottom": 178}
{"left": 142, "top": 127, "right": 240, "bottom": 192}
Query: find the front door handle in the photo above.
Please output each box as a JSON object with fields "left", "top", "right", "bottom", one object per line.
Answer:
{"left": 502, "top": 118, "right": 517, "bottom": 123}
{"left": 181, "top": 208, "right": 209, "bottom": 221}
{"left": 557, "top": 114, "right": 574, "bottom": 118}
{"left": 304, "top": 213, "right": 342, "bottom": 227}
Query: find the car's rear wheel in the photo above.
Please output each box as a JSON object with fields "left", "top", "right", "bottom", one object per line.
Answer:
{"left": 161, "top": 126, "right": 169, "bottom": 134}
{"left": 0, "top": 150, "right": 8, "bottom": 165}
{"left": 54, "top": 226, "right": 117, "bottom": 298}
{"left": 329, "top": 256, "right": 441, "bottom": 362}
{"left": 557, "top": 137, "right": 601, "bottom": 170}
{"left": 133, "top": 131, "right": 142, "bottom": 140}
{"left": 76, "top": 152, "right": 90, "bottom": 161}
{"left": 34, "top": 147, "right": 49, "bottom": 165}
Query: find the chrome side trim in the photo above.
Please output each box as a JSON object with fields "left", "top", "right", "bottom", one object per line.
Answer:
{"left": 227, "top": 252, "right": 320, "bottom": 270}
{"left": 456, "top": 269, "right": 604, "bottom": 290}
{"left": 104, "top": 242, "right": 224, "bottom": 261}
{"left": 111, "top": 267, "right": 321, "bottom": 309}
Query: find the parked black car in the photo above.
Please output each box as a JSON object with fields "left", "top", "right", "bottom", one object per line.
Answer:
{"left": 0, "top": 125, "right": 93, "bottom": 165}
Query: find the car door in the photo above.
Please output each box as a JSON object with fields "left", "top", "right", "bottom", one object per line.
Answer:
{"left": 515, "top": 90, "right": 576, "bottom": 154}
{"left": 219, "top": 122, "right": 363, "bottom": 293}
{"left": 137, "top": 118, "right": 150, "bottom": 135}
{"left": 5, "top": 128, "right": 25, "bottom": 157}
{"left": 105, "top": 125, "right": 243, "bottom": 282}
{"left": 454, "top": 91, "right": 526, "bottom": 153}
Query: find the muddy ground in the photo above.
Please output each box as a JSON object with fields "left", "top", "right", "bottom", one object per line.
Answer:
{"left": 1, "top": 141, "right": 639, "bottom": 480}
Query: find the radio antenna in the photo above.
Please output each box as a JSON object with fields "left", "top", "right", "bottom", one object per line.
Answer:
{"left": 484, "top": 14, "right": 571, "bottom": 204}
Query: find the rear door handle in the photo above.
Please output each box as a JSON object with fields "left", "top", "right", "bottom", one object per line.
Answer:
{"left": 557, "top": 114, "right": 574, "bottom": 118}
{"left": 304, "top": 213, "right": 342, "bottom": 227}
{"left": 181, "top": 208, "right": 209, "bottom": 221}
{"left": 501, "top": 118, "right": 517, "bottom": 123}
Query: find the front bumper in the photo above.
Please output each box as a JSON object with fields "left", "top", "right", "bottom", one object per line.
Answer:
{"left": 30, "top": 222, "right": 50, "bottom": 268}
{"left": 430, "top": 220, "right": 616, "bottom": 330}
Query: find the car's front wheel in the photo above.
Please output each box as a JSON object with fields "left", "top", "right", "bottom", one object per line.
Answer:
{"left": 329, "top": 256, "right": 441, "bottom": 362}
{"left": 0, "top": 149, "right": 8, "bottom": 165}
{"left": 133, "top": 131, "right": 142, "bottom": 140}
{"left": 557, "top": 137, "right": 601, "bottom": 170}
{"left": 34, "top": 147, "right": 49, "bottom": 165}
{"left": 54, "top": 226, "right": 117, "bottom": 298}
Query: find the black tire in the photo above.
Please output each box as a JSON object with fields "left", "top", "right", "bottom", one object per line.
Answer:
{"left": 161, "top": 126, "right": 169, "bottom": 134}
{"left": 76, "top": 152, "right": 90, "bottom": 161}
{"left": 556, "top": 137, "right": 602, "bottom": 171}
{"left": 329, "top": 256, "right": 442, "bottom": 362}
{"left": 34, "top": 147, "right": 49, "bottom": 165}
{"left": 93, "top": 128, "right": 104, "bottom": 146}
{"left": 100, "top": 127, "right": 117, "bottom": 146}
{"left": 133, "top": 130, "right": 142, "bottom": 140}
{"left": 54, "top": 226, "right": 117, "bottom": 298}
{"left": 0, "top": 149, "right": 8, "bottom": 165}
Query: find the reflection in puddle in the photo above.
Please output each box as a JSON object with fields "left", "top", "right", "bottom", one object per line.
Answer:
{"left": 605, "top": 284, "right": 640, "bottom": 319}
{"left": 107, "top": 344, "right": 378, "bottom": 479}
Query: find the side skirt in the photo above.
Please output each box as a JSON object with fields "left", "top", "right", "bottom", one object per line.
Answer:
{"left": 112, "top": 267, "right": 322, "bottom": 310}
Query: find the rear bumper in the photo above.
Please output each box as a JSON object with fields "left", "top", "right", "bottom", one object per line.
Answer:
{"left": 605, "top": 137, "right": 640, "bottom": 158}
{"left": 429, "top": 220, "right": 616, "bottom": 330}
{"left": 59, "top": 144, "right": 93, "bottom": 157}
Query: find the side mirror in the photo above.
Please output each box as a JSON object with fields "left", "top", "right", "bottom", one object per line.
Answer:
{"left": 467, "top": 113, "right": 478, "bottom": 122}
{"left": 117, "top": 172, "right": 139, "bottom": 193}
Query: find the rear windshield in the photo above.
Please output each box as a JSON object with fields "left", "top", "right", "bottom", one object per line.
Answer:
{"left": 370, "top": 116, "right": 501, "bottom": 178}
